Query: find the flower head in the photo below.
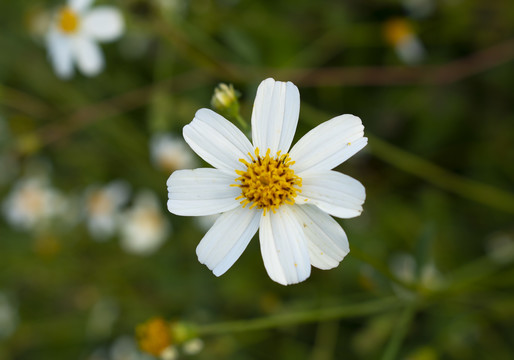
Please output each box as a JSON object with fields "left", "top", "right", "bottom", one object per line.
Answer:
{"left": 2, "top": 177, "right": 66, "bottom": 231}
{"left": 84, "top": 180, "right": 130, "bottom": 240}
{"left": 45, "top": 0, "right": 124, "bottom": 78}
{"left": 136, "top": 317, "right": 173, "bottom": 357}
{"left": 211, "top": 83, "right": 240, "bottom": 116}
{"left": 167, "top": 78, "right": 367, "bottom": 285}
{"left": 150, "top": 134, "right": 197, "bottom": 173}
{"left": 120, "top": 191, "right": 171, "bottom": 255}
{"left": 383, "top": 17, "right": 425, "bottom": 65}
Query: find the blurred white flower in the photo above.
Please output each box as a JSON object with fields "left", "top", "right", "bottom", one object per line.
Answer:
{"left": 383, "top": 18, "right": 425, "bottom": 65}
{"left": 389, "top": 253, "right": 443, "bottom": 295}
{"left": 45, "top": 0, "right": 124, "bottom": 79}
{"left": 87, "top": 336, "right": 153, "bottom": 360}
{"left": 2, "top": 177, "right": 67, "bottom": 231}
{"left": 110, "top": 336, "right": 154, "bottom": 360}
{"left": 84, "top": 181, "right": 130, "bottom": 240}
{"left": 150, "top": 134, "right": 196, "bottom": 173}
{"left": 0, "top": 292, "right": 18, "bottom": 339}
{"left": 182, "top": 338, "right": 204, "bottom": 355}
{"left": 120, "top": 191, "right": 171, "bottom": 255}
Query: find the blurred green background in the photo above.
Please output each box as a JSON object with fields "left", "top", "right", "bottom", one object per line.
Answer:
{"left": 1, "top": 0, "right": 514, "bottom": 359}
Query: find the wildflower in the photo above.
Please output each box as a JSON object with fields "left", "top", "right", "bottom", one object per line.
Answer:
{"left": 2, "top": 177, "right": 66, "bottom": 231}
{"left": 383, "top": 17, "right": 425, "bottom": 65}
{"left": 211, "top": 83, "right": 240, "bottom": 116}
{"left": 84, "top": 181, "right": 130, "bottom": 240}
{"left": 150, "top": 134, "right": 196, "bottom": 173}
{"left": 136, "top": 317, "right": 174, "bottom": 358}
{"left": 45, "top": 0, "right": 124, "bottom": 79}
{"left": 120, "top": 191, "right": 171, "bottom": 255}
{"left": 167, "top": 78, "right": 367, "bottom": 285}
{"left": 182, "top": 338, "right": 204, "bottom": 356}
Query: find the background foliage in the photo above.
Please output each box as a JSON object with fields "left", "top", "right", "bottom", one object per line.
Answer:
{"left": 1, "top": 0, "right": 514, "bottom": 359}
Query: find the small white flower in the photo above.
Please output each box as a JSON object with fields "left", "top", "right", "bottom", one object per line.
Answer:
{"left": 383, "top": 18, "right": 425, "bottom": 65}
{"left": 182, "top": 338, "right": 204, "bottom": 356}
{"left": 45, "top": 0, "right": 124, "bottom": 79}
{"left": 2, "top": 177, "right": 66, "bottom": 231}
{"left": 167, "top": 78, "right": 367, "bottom": 285}
{"left": 120, "top": 191, "right": 171, "bottom": 255}
{"left": 109, "top": 336, "right": 154, "bottom": 360}
{"left": 150, "top": 134, "right": 197, "bottom": 173}
{"left": 84, "top": 181, "right": 130, "bottom": 240}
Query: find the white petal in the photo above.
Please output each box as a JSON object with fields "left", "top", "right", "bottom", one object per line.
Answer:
{"left": 183, "top": 109, "right": 254, "bottom": 175}
{"left": 167, "top": 168, "right": 240, "bottom": 216}
{"left": 289, "top": 204, "right": 349, "bottom": 270}
{"left": 82, "top": 7, "right": 124, "bottom": 42}
{"left": 290, "top": 114, "right": 367, "bottom": 174}
{"left": 296, "top": 170, "right": 365, "bottom": 218}
{"left": 69, "top": 0, "right": 94, "bottom": 12}
{"left": 259, "top": 205, "right": 311, "bottom": 285}
{"left": 196, "top": 206, "right": 261, "bottom": 276}
{"left": 251, "top": 78, "right": 300, "bottom": 154}
{"left": 73, "top": 36, "right": 104, "bottom": 76}
{"left": 46, "top": 29, "right": 74, "bottom": 79}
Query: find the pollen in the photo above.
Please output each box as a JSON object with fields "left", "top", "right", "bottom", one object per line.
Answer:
{"left": 136, "top": 317, "right": 172, "bottom": 356}
{"left": 58, "top": 7, "right": 80, "bottom": 34}
{"left": 233, "top": 148, "right": 302, "bottom": 215}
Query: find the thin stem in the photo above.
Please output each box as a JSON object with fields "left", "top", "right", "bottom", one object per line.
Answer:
{"left": 368, "top": 134, "right": 514, "bottom": 214}
{"left": 195, "top": 296, "right": 402, "bottom": 337}
{"left": 0, "top": 85, "right": 55, "bottom": 119}
{"left": 380, "top": 301, "right": 418, "bottom": 360}
{"left": 234, "top": 114, "right": 248, "bottom": 131}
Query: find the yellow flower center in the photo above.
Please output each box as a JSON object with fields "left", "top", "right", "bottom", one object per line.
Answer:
{"left": 233, "top": 148, "right": 302, "bottom": 215}
{"left": 58, "top": 7, "right": 80, "bottom": 34}
{"left": 136, "top": 317, "right": 172, "bottom": 356}
{"left": 383, "top": 18, "right": 413, "bottom": 46}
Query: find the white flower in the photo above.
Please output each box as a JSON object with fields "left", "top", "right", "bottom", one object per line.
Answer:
{"left": 45, "top": 0, "right": 124, "bottom": 79}
{"left": 150, "top": 134, "right": 197, "bottom": 173}
{"left": 84, "top": 181, "right": 130, "bottom": 240}
{"left": 167, "top": 78, "right": 367, "bottom": 285}
{"left": 120, "top": 191, "right": 171, "bottom": 255}
{"left": 2, "top": 177, "right": 66, "bottom": 231}
{"left": 383, "top": 18, "right": 425, "bottom": 65}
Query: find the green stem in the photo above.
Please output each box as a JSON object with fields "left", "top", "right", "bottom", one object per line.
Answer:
{"left": 194, "top": 297, "right": 402, "bottom": 337}
{"left": 367, "top": 135, "right": 514, "bottom": 214}
{"left": 380, "top": 301, "right": 418, "bottom": 360}
{"left": 234, "top": 114, "right": 249, "bottom": 131}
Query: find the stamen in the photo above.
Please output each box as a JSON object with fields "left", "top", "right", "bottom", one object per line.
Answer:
{"left": 233, "top": 147, "right": 302, "bottom": 214}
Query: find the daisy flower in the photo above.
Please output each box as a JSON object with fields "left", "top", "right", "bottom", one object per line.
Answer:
{"left": 2, "top": 177, "right": 67, "bottom": 231}
{"left": 45, "top": 0, "right": 124, "bottom": 79}
{"left": 150, "top": 134, "right": 197, "bottom": 173}
{"left": 83, "top": 180, "right": 130, "bottom": 241}
{"left": 167, "top": 78, "right": 367, "bottom": 285}
{"left": 383, "top": 18, "right": 425, "bottom": 65}
{"left": 119, "top": 191, "right": 171, "bottom": 256}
